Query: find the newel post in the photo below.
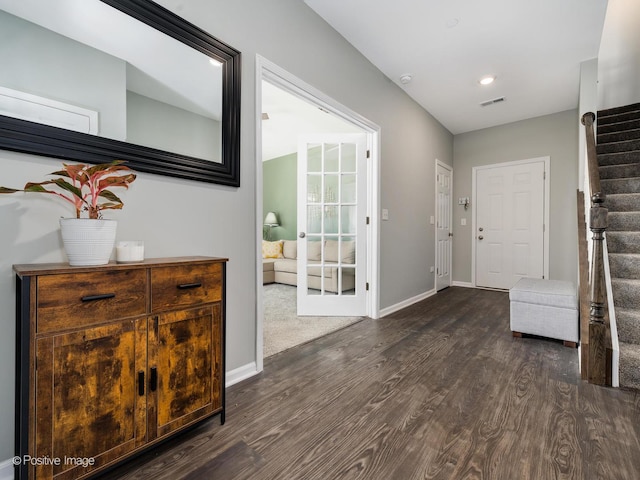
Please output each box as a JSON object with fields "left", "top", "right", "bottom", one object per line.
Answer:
{"left": 588, "top": 192, "right": 608, "bottom": 385}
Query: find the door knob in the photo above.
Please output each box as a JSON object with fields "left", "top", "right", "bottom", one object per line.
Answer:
{"left": 299, "top": 232, "right": 306, "bottom": 238}
{"left": 478, "top": 235, "right": 484, "bottom": 240}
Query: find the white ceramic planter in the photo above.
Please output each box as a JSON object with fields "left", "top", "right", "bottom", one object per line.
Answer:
{"left": 59, "top": 218, "right": 117, "bottom": 266}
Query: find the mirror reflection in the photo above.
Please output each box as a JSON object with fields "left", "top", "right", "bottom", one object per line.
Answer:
{"left": 0, "top": 0, "right": 222, "bottom": 163}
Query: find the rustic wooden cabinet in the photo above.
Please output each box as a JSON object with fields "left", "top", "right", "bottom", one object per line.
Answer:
{"left": 14, "top": 257, "right": 227, "bottom": 480}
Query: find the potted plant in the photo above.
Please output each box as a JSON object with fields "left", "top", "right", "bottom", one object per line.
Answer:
{"left": 1, "top": 160, "right": 136, "bottom": 266}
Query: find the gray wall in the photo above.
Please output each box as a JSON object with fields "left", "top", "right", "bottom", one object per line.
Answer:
{"left": 0, "top": 0, "right": 453, "bottom": 460}
{"left": 0, "top": 10, "right": 127, "bottom": 140}
{"left": 127, "top": 91, "right": 222, "bottom": 162}
{"left": 452, "top": 109, "right": 579, "bottom": 285}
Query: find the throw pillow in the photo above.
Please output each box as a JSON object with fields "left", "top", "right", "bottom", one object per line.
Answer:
{"left": 282, "top": 240, "right": 297, "bottom": 259}
{"left": 262, "top": 240, "right": 284, "bottom": 259}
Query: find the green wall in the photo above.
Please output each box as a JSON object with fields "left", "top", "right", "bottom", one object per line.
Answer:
{"left": 263, "top": 152, "right": 297, "bottom": 240}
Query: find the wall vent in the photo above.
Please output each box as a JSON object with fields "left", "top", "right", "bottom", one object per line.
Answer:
{"left": 480, "top": 97, "right": 505, "bottom": 107}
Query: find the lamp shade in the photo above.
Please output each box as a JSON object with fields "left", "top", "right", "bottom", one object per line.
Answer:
{"left": 264, "top": 211, "right": 279, "bottom": 226}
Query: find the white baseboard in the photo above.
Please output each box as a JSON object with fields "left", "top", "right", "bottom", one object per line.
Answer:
{"left": 226, "top": 361, "right": 260, "bottom": 387}
{"left": 380, "top": 288, "right": 436, "bottom": 317}
{"left": 452, "top": 281, "right": 474, "bottom": 288}
{"left": 0, "top": 458, "right": 14, "bottom": 480}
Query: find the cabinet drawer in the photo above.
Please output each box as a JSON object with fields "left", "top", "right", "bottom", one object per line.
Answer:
{"left": 151, "top": 263, "right": 222, "bottom": 312}
{"left": 36, "top": 269, "right": 147, "bottom": 333}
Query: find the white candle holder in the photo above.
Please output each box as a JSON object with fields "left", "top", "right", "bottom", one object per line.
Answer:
{"left": 116, "top": 240, "right": 144, "bottom": 263}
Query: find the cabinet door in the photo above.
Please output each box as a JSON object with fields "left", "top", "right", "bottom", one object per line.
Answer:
{"left": 34, "top": 318, "right": 147, "bottom": 480}
{"left": 149, "top": 304, "right": 222, "bottom": 439}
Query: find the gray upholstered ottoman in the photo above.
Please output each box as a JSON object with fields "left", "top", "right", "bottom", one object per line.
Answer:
{"left": 509, "top": 278, "right": 579, "bottom": 347}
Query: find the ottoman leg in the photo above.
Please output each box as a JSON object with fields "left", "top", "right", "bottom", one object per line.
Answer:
{"left": 512, "top": 331, "right": 523, "bottom": 338}
{"left": 563, "top": 340, "right": 577, "bottom": 348}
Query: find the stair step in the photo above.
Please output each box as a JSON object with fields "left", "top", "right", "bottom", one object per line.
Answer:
{"left": 601, "top": 177, "right": 640, "bottom": 195}
{"left": 607, "top": 231, "right": 640, "bottom": 254}
{"left": 597, "top": 138, "right": 640, "bottom": 154}
{"left": 605, "top": 193, "right": 640, "bottom": 212}
{"left": 608, "top": 211, "right": 640, "bottom": 231}
{"left": 598, "top": 151, "right": 640, "bottom": 166}
{"left": 618, "top": 341, "right": 640, "bottom": 390}
{"left": 597, "top": 127, "right": 640, "bottom": 145}
{"left": 611, "top": 278, "right": 640, "bottom": 309}
{"left": 598, "top": 118, "right": 640, "bottom": 135}
{"left": 599, "top": 163, "right": 640, "bottom": 180}
{"left": 609, "top": 253, "right": 640, "bottom": 279}
{"left": 615, "top": 308, "right": 640, "bottom": 345}
{"left": 598, "top": 105, "right": 640, "bottom": 126}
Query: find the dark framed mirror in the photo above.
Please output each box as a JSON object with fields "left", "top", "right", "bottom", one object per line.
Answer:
{"left": 0, "top": 0, "right": 241, "bottom": 186}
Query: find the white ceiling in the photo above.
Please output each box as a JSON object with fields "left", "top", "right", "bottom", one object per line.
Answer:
{"left": 261, "top": 81, "right": 363, "bottom": 161}
{"left": 304, "top": 0, "right": 609, "bottom": 134}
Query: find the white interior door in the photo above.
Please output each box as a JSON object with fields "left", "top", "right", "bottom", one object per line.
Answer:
{"left": 436, "top": 162, "right": 452, "bottom": 291}
{"left": 297, "top": 133, "right": 367, "bottom": 316}
{"left": 475, "top": 160, "right": 545, "bottom": 289}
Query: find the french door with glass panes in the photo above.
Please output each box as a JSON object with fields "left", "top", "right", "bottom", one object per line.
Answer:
{"left": 297, "top": 134, "right": 367, "bottom": 316}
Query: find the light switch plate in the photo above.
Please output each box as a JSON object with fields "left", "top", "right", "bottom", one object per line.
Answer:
{"left": 461, "top": 218, "right": 467, "bottom": 226}
{"left": 382, "top": 209, "right": 389, "bottom": 220}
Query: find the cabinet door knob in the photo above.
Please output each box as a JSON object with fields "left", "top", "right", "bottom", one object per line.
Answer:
{"left": 149, "top": 366, "right": 158, "bottom": 392}
{"left": 138, "top": 371, "right": 145, "bottom": 396}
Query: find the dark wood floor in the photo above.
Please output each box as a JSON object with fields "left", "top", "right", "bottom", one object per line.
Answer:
{"left": 107, "top": 287, "right": 640, "bottom": 479}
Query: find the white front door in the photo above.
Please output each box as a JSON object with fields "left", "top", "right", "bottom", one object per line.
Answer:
{"left": 475, "top": 160, "right": 545, "bottom": 290}
{"left": 436, "top": 161, "right": 452, "bottom": 291}
{"left": 297, "top": 134, "right": 368, "bottom": 316}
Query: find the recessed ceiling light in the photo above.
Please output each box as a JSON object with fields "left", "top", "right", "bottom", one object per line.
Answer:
{"left": 479, "top": 75, "right": 496, "bottom": 86}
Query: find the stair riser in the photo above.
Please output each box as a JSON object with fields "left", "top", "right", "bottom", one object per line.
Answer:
{"left": 597, "top": 139, "right": 640, "bottom": 154}
{"left": 611, "top": 280, "right": 640, "bottom": 309}
{"left": 616, "top": 314, "right": 640, "bottom": 345}
{"left": 608, "top": 212, "right": 640, "bottom": 231}
{"left": 598, "top": 128, "right": 640, "bottom": 144}
{"left": 609, "top": 254, "right": 640, "bottom": 279}
{"left": 607, "top": 232, "right": 640, "bottom": 254}
{"left": 605, "top": 194, "right": 640, "bottom": 212}
{"left": 619, "top": 341, "right": 640, "bottom": 389}
{"left": 598, "top": 118, "right": 640, "bottom": 135}
{"left": 598, "top": 107, "right": 640, "bottom": 126}
{"left": 601, "top": 178, "right": 640, "bottom": 195}
{"left": 599, "top": 163, "right": 640, "bottom": 180}
{"left": 598, "top": 151, "right": 640, "bottom": 166}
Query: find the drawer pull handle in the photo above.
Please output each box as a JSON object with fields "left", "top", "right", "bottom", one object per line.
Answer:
{"left": 138, "top": 371, "right": 145, "bottom": 396}
{"left": 81, "top": 293, "right": 116, "bottom": 302}
{"left": 149, "top": 366, "right": 158, "bottom": 392}
{"left": 177, "top": 282, "right": 202, "bottom": 290}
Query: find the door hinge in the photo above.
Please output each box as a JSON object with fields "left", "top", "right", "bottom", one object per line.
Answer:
{"left": 366, "top": 150, "right": 370, "bottom": 159}
{"left": 543, "top": 224, "right": 545, "bottom": 232}
{"left": 543, "top": 171, "right": 546, "bottom": 180}
{"left": 366, "top": 282, "right": 369, "bottom": 291}
{"left": 366, "top": 216, "right": 370, "bottom": 225}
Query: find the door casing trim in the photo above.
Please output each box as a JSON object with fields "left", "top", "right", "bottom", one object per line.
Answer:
{"left": 255, "top": 55, "right": 381, "bottom": 373}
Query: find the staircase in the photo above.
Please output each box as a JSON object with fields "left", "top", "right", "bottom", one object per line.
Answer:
{"left": 597, "top": 103, "right": 640, "bottom": 390}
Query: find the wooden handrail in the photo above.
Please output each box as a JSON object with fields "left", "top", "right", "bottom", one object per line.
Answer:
{"left": 581, "top": 111, "right": 609, "bottom": 385}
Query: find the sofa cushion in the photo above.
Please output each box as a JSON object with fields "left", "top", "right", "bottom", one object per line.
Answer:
{"left": 262, "top": 240, "right": 283, "bottom": 259}
{"left": 325, "top": 240, "right": 355, "bottom": 264}
{"left": 282, "top": 240, "right": 297, "bottom": 259}
{"left": 307, "top": 240, "right": 322, "bottom": 260}
{"left": 273, "top": 258, "right": 297, "bottom": 274}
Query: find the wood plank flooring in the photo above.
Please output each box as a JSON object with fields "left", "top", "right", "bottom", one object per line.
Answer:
{"left": 105, "top": 287, "right": 640, "bottom": 480}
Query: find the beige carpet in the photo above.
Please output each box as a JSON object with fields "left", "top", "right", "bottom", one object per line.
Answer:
{"left": 263, "top": 283, "right": 363, "bottom": 357}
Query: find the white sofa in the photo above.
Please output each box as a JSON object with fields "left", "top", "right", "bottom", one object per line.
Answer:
{"left": 263, "top": 239, "right": 355, "bottom": 293}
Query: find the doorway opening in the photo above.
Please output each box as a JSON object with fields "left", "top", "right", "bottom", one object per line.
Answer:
{"left": 256, "top": 57, "right": 380, "bottom": 370}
